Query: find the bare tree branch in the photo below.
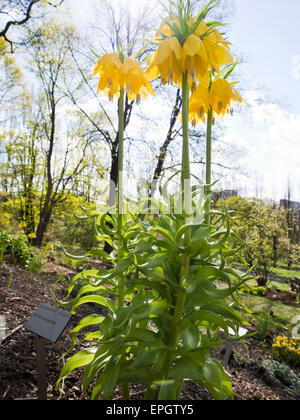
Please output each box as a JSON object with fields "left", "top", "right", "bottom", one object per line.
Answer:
{"left": 0, "top": 0, "right": 65, "bottom": 50}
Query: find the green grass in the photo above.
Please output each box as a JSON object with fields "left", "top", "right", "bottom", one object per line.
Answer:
{"left": 239, "top": 294, "right": 300, "bottom": 325}
{"left": 270, "top": 266, "right": 300, "bottom": 281}
{"left": 269, "top": 280, "right": 291, "bottom": 292}
{"left": 242, "top": 278, "right": 291, "bottom": 292}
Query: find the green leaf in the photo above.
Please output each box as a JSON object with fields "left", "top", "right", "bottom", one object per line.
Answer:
{"left": 83, "top": 341, "right": 128, "bottom": 396}
{"left": 126, "top": 329, "right": 159, "bottom": 344}
{"left": 158, "top": 380, "right": 177, "bottom": 400}
{"left": 118, "top": 367, "right": 154, "bottom": 386}
{"left": 56, "top": 347, "right": 98, "bottom": 391}
{"left": 64, "top": 315, "right": 104, "bottom": 358}
{"left": 175, "top": 222, "right": 195, "bottom": 243}
{"left": 182, "top": 324, "right": 200, "bottom": 350}
{"left": 152, "top": 226, "right": 175, "bottom": 245}
{"left": 134, "top": 278, "right": 172, "bottom": 302}
{"left": 203, "top": 359, "right": 222, "bottom": 388}
{"left": 169, "top": 357, "right": 205, "bottom": 383}
{"left": 191, "top": 227, "right": 211, "bottom": 242}
{"left": 58, "top": 294, "right": 116, "bottom": 315}
{"left": 92, "top": 358, "right": 121, "bottom": 400}
{"left": 200, "top": 302, "right": 242, "bottom": 323}
{"left": 100, "top": 328, "right": 159, "bottom": 345}
{"left": 184, "top": 310, "right": 229, "bottom": 332}
{"left": 129, "top": 345, "right": 167, "bottom": 369}
{"left": 57, "top": 242, "right": 89, "bottom": 261}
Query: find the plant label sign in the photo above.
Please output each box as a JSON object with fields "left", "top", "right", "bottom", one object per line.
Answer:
{"left": 24, "top": 303, "right": 72, "bottom": 343}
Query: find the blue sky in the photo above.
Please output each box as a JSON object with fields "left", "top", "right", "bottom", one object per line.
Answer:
{"left": 229, "top": 0, "right": 300, "bottom": 113}
{"left": 224, "top": 0, "right": 300, "bottom": 201}
{"left": 65, "top": 0, "right": 300, "bottom": 201}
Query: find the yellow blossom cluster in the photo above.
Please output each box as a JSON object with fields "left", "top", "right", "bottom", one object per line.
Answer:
{"left": 93, "top": 54, "right": 155, "bottom": 103}
{"left": 93, "top": 2, "right": 244, "bottom": 126}
{"left": 189, "top": 78, "right": 244, "bottom": 125}
{"left": 272, "top": 336, "right": 300, "bottom": 365}
{"left": 42, "top": 244, "right": 53, "bottom": 251}
{"left": 28, "top": 233, "right": 37, "bottom": 240}
{"left": 146, "top": 17, "right": 233, "bottom": 87}
{"left": 144, "top": 10, "right": 244, "bottom": 127}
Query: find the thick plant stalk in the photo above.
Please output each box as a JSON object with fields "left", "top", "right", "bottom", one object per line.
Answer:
{"left": 117, "top": 87, "right": 130, "bottom": 400}
{"left": 117, "top": 88, "right": 125, "bottom": 218}
{"left": 205, "top": 106, "right": 213, "bottom": 224}
{"left": 181, "top": 71, "right": 191, "bottom": 219}
{"left": 117, "top": 87, "right": 125, "bottom": 310}
{"left": 181, "top": 71, "right": 192, "bottom": 272}
{"left": 155, "top": 72, "right": 191, "bottom": 400}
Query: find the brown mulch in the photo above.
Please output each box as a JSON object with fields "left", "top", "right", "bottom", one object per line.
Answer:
{"left": 264, "top": 288, "right": 299, "bottom": 308}
{"left": 0, "top": 261, "right": 298, "bottom": 400}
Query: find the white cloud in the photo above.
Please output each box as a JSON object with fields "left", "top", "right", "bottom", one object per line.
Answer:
{"left": 223, "top": 90, "right": 300, "bottom": 202}
{"left": 292, "top": 55, "right": 300, "bottom": 81}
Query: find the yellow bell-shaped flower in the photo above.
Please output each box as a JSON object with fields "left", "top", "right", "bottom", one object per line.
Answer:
{"left": 189, "top": 84, "right": 210, "bottom": 126}
{"left": 146, "top": 14, "right": 234, "bottom": 87}
{"left": 192, "top": 20, "right": 233, "bottom": 73}
{"left": 94, "top": 54, "right": 155, "bottom": 103}
{"left": 146, "top": 36, "right": 184, "bottom": 85}
{"left": 93, "top": 53, "right": 122, "bottom": 101}
{"left": 154, "top": 15, "right": 180, "bottom": 42}
{"left": 182, "top": 34, "right": 210, "bottom": 86}
{"left": 210, "top": 78, "right": 244, "bottom": 117}
{"left": 121, "top": 58, "right": 155, "bottom": 103}
{"left": 189, "top": 77, "right": 244, "bottom": 126}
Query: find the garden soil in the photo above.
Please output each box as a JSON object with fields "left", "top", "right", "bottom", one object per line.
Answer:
{"left": 0, "top": 261, "right": 298, "bottom": 400}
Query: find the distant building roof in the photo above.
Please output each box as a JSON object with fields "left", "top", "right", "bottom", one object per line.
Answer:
{"left": 280, "top": 199, "right": 300, "bottom": 210}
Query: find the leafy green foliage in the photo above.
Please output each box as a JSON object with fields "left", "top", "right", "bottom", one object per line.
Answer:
{"left": 252, "top": 310, "right": 284, "bottom": 342}
{"left": 219, "top": 197, "right": 292, "bottom": 276}
{"left": 0, "top": 230, "right": 11, "bottom": 259}
{"left": 56, "top": 188, "right": 251, "bottom": 400}
{"left": 272, "top": 336, "right": 300, "bottom": 368}
{"left": 0, "top": 230, "right": 32, "bottom": 268}
{"left": 62, "top": 217, "right": 99, "bottom": 250}
{"left": 261, "top": 359, "right": 300, "bottom": 397}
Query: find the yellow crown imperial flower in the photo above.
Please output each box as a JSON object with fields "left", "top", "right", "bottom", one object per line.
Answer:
{"left": 154, "top": 15, "right": 180, "bottom": 42}
{"left": 146, "top": 37, "right": 183, "bottom": 85}
{"left": 182, "top": 34, "right": 211, "bottom": 87}
{"left": 120, "top": 58, "right": 155, "bottom": 103}
{"left": 189, "top": 84, "right": 210, "bottom": 125}
{"left": 210, "top": 78, "right": 244, "bottom": 115}
{"left": 146, "top": 13, "right": 234, "bottom": 87}
{"left": 94, "top": 54, "right": 155, "bottom": 103}
{"left": 28, "top": 233, "right": 37, "bottom": 239}
{"left": 189, "top": 77, "right": 244, "bottom": 126}
{"left": 93, "top": 53, "right": 122, "bottom": 101}
{"left": 193, "top": 20, "right": 233, "bottom": 73}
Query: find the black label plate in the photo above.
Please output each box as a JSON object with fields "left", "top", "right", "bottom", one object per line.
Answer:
{"left": 24, "top": 303, "right": 72, "bottom": 343}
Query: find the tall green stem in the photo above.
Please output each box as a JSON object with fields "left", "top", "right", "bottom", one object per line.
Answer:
{"left": 181, "top": 72, "right": 192, "bottom": 267}
{"left": 181, "top": 71, "right": 191, "bottom": 219}
{"left": 156, "top": 72, "right": 191, "bottom": 400}
{"left": 205, "top": 107, "right": 213, "bottom": 224}
{"left": 117, "top": 88, "right": 125, "bottom": 217}
{"left": 117, "top": 87, "right": 129, "bottom": 400}
{"left": 117, "top": 87, "right": 125, "bottom": 310}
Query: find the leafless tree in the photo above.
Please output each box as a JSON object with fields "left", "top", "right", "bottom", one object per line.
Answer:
{"left": 0, "top": 0, "right": 64, "bottom": 51}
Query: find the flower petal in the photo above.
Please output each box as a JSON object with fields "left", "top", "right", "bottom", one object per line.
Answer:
{"left": 183, "top": 34, "right": 201, "bottom": 57}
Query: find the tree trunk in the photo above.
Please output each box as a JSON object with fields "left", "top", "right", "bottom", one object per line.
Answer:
{"left": 34, "top": 206, "right": 52, "bottom": 247}
{"left": 33, "top": 101, "right": 55, "bottom": 247}
{"left": 150, "top": 89, "right": 182, "bottom": 197}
